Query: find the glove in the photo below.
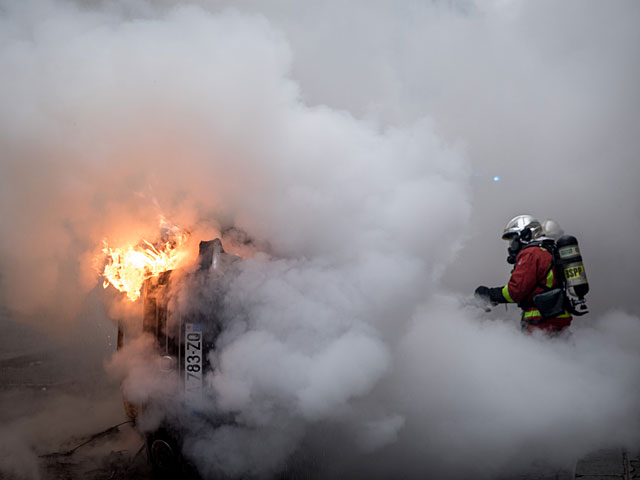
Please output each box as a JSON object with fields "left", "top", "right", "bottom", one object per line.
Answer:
{"left": 474, "top": 286, "right": 490, "bottom": 302}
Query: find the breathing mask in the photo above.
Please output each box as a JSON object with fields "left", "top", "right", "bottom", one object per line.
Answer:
{"left": 507, "top": 235, "right": 522, "bottom": 264}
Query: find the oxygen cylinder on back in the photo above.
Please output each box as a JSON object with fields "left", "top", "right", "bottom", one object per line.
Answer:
{"left": 556, "top": 235, "right": 589, "bottom": 297}
{"left": 556, "top": 235, "right": 589, "bottom": 315}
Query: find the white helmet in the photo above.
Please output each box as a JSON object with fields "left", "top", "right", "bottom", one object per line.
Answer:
{"left": 542, "top": 219, "right": 564, "bottom": 240}
{"left": 502, "top": 215, "right": 543, "bottom": 243}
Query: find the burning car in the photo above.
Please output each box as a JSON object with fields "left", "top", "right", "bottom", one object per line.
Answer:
{"left": 103, "top": 226, "right": 242, "bottom": 477}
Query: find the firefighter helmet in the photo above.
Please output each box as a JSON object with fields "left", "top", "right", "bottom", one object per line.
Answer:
{"left": 501, "top": 215, "right": 543, "bottom": 243}
{"left": 542, "top": 219, "right": 564, "bottom": 240}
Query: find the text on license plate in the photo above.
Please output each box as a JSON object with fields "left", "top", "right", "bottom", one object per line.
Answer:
{"left": 185, "top": 323, "right": 203, "bottom": 400}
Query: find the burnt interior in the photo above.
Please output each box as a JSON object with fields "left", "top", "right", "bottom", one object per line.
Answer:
{"left": 142, "top": 270, "right": 173, "bottom": 355}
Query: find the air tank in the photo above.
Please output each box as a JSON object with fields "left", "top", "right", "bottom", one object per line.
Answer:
{"left": 556, "top": 235, "right": 589, "bottom": 299}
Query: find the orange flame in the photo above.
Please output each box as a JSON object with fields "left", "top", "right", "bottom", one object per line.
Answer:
{"left": 101, "top": 218, "right": 188, "bottom": 301}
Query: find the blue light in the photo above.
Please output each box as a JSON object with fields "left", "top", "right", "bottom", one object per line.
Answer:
{"left": 493, "top": 176, "right": 500, "bottom": 182}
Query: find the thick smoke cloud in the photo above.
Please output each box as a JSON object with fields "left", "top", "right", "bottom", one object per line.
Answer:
{"left": 228, "top": 0, "right": 640, "bottom": 314}
{"left": 1, "top": 0, "right": 639, "bottom": 478}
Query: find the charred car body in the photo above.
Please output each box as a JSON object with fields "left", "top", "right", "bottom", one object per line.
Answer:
{"left": 119, "top": 238, "right": 240, "bottom": 477}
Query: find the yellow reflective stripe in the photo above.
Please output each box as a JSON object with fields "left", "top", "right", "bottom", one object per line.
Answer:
{"left": 524, "top": 309, "right": 572, "bottom": 319}
{"left": 502, "top": 285, "right": 514, "bottom": 303}
{"left": 545, "top": 265, "right": 554, "bottom": 288}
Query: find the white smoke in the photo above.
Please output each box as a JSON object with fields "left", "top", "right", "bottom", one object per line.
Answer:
{"left": 1, "top": 0, "right": 639, "bottom": 478}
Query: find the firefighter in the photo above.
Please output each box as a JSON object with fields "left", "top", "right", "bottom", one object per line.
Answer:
{"left": 475, "top": 215, "right": 572, "bottom": 334}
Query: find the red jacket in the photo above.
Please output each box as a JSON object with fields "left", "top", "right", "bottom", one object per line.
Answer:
{"left": 501, "top": 246, "right": 572, "bottom": 333}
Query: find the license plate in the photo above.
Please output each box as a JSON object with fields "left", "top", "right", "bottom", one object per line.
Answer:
{"left": 184, "top": 323, "right": 203, "bottom": 402}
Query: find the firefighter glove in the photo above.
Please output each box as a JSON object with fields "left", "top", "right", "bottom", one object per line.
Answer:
{"left": 474, "top": 286, "right": 490, "bottom": 302}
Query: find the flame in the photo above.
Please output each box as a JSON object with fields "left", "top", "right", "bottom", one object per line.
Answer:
{"left": 101, "top": 218, "right": 188, "bottom": 301}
